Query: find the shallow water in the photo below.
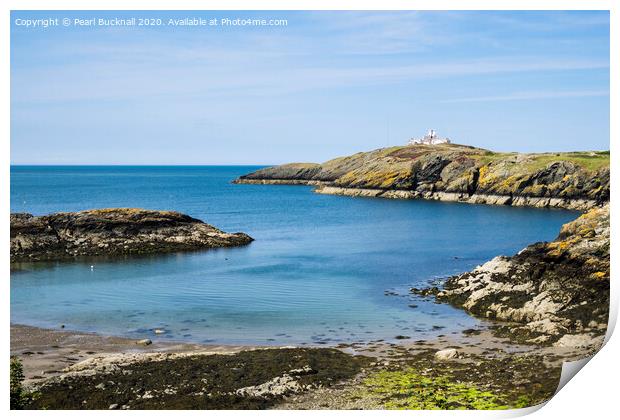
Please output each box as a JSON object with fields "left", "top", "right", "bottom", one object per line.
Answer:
{"left": 10, "top": 166, "right": 578, "bottom": 345}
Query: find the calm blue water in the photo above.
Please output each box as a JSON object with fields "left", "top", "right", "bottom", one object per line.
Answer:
{"left": 10, "top": 166, "right": 579, "bottom": 345}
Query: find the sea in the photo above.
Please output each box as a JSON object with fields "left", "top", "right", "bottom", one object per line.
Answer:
{"left": 10, "top": 166, "right": 578, "bottom": 345}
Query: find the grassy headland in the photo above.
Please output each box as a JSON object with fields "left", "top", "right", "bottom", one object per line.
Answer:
{"left": 235, "top": 144, "right": 609, "bottom": 210}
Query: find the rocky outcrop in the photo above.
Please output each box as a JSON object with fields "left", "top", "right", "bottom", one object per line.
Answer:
{"left": 235, "top": 144, "right": 609, "bottom": 210}
{"left": 417, "top": 204, "right": 610, "bottom": 348}
{"left": 10, "top": 208, "right": 253, "bottom": 262}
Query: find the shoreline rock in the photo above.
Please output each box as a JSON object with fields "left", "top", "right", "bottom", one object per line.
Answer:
{"left": 413, "top": 204, "right": 609, "bottom": 348}
{"left": 10, "top": 208, "right": 254, "bottom": 262}
{"left": 434, "top": 348, "right": 461, "bottom": 360}
{"left": 234, "top": 180, "right": 597, "bottom": 210}
{"left": 313, "top": 186, "right": 597, "bottom": 211}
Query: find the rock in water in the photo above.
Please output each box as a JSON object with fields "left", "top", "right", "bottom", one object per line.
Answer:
{"left": 10, "top": 208, "right": 253, "bottom": 262}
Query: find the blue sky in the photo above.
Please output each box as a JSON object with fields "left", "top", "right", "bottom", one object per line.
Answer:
{"left": 11, "top": 11, "right": 609, "bottom": 165}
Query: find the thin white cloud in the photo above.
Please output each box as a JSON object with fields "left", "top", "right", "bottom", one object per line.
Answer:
{"left": 442, "top": 90, "right": 609, "bottom": 103}
{"left": 12, "top": 55, "right": 609, "bottom": 104}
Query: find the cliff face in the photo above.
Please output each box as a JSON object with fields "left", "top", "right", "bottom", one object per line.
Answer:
{"left": 416, "top": 204, "right": 610, "bottom": 349}
{"left": 10, "top": 208, "right": 253, "bottom": 262}
{"left": 235, "top": 144, "right": 609, "bottom": 210}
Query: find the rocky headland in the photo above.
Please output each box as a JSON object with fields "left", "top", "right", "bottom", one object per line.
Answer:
{"left": 234, "top": 143, "right": 609, "bottom": 211}
{"left": 10, "top": 208, "right": 253, "bottom": 262}
{"left": 412, "top": 203, "right": 610, "bottom": 350}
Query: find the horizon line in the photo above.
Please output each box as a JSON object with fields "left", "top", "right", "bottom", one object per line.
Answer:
{"left": 9, "top": 163, "right": 278, "bottom": 167}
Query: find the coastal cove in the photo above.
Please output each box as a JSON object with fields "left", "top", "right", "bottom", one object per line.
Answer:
{"left": 10, "top": 166, "right": 579, "bottom": 346}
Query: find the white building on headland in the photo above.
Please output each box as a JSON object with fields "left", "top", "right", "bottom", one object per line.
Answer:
{"left": 408, "top": 129, "right": 451, "bottom": 145}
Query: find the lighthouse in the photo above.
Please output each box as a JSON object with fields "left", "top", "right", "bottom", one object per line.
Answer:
{"left": 408, "top": 129, "right": 451, "bottom": 145}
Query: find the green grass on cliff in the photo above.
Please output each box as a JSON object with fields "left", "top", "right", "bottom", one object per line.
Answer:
{"left": 470, "top": 150, "right": 609, "bottom": 172}
{"left": 388, "top": 144, "right": 608, "bottom": 172}
{"left": 470, "top": 151, "right": 512, "bottom": 166}
{"left": 524, "top": 151, "right": 609, "bottom": 172}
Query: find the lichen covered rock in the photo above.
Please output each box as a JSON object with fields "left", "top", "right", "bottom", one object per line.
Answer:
{"left": 10, "top": 208, "right": 253, "bottom": 262}
{"left": 431, "top": 204, "right": 609, "bottom": 347}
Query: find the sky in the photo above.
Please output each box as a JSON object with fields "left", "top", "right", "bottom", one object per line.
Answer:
{"left": 11, "top": 10, "right": 610, "bottom": 165}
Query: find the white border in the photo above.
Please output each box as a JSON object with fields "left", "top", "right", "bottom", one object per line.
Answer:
{"left": 2, "top": 1, "right": 617, "bottom": 419}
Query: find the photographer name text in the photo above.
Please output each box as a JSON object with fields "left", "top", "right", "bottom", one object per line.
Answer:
{"left": 14, "top": 17, "right": 288, "bottom": 29}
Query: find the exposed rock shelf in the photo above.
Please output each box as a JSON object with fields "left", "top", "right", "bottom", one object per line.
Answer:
{"left": 23, "top": 347, "right": 369, "bottom": 409}
{"left": 10, "top": 208, "right": 253, "bottom": 262}
{"left": 413, "top": 204, "right": 610, "bottom": 348}
{"left": 234, "top": 144, "right": 609, "bottom": 210}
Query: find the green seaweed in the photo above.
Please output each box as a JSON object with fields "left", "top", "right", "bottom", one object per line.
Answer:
{"left": 361, "top": 369, "right": 508, "bottom": 410}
